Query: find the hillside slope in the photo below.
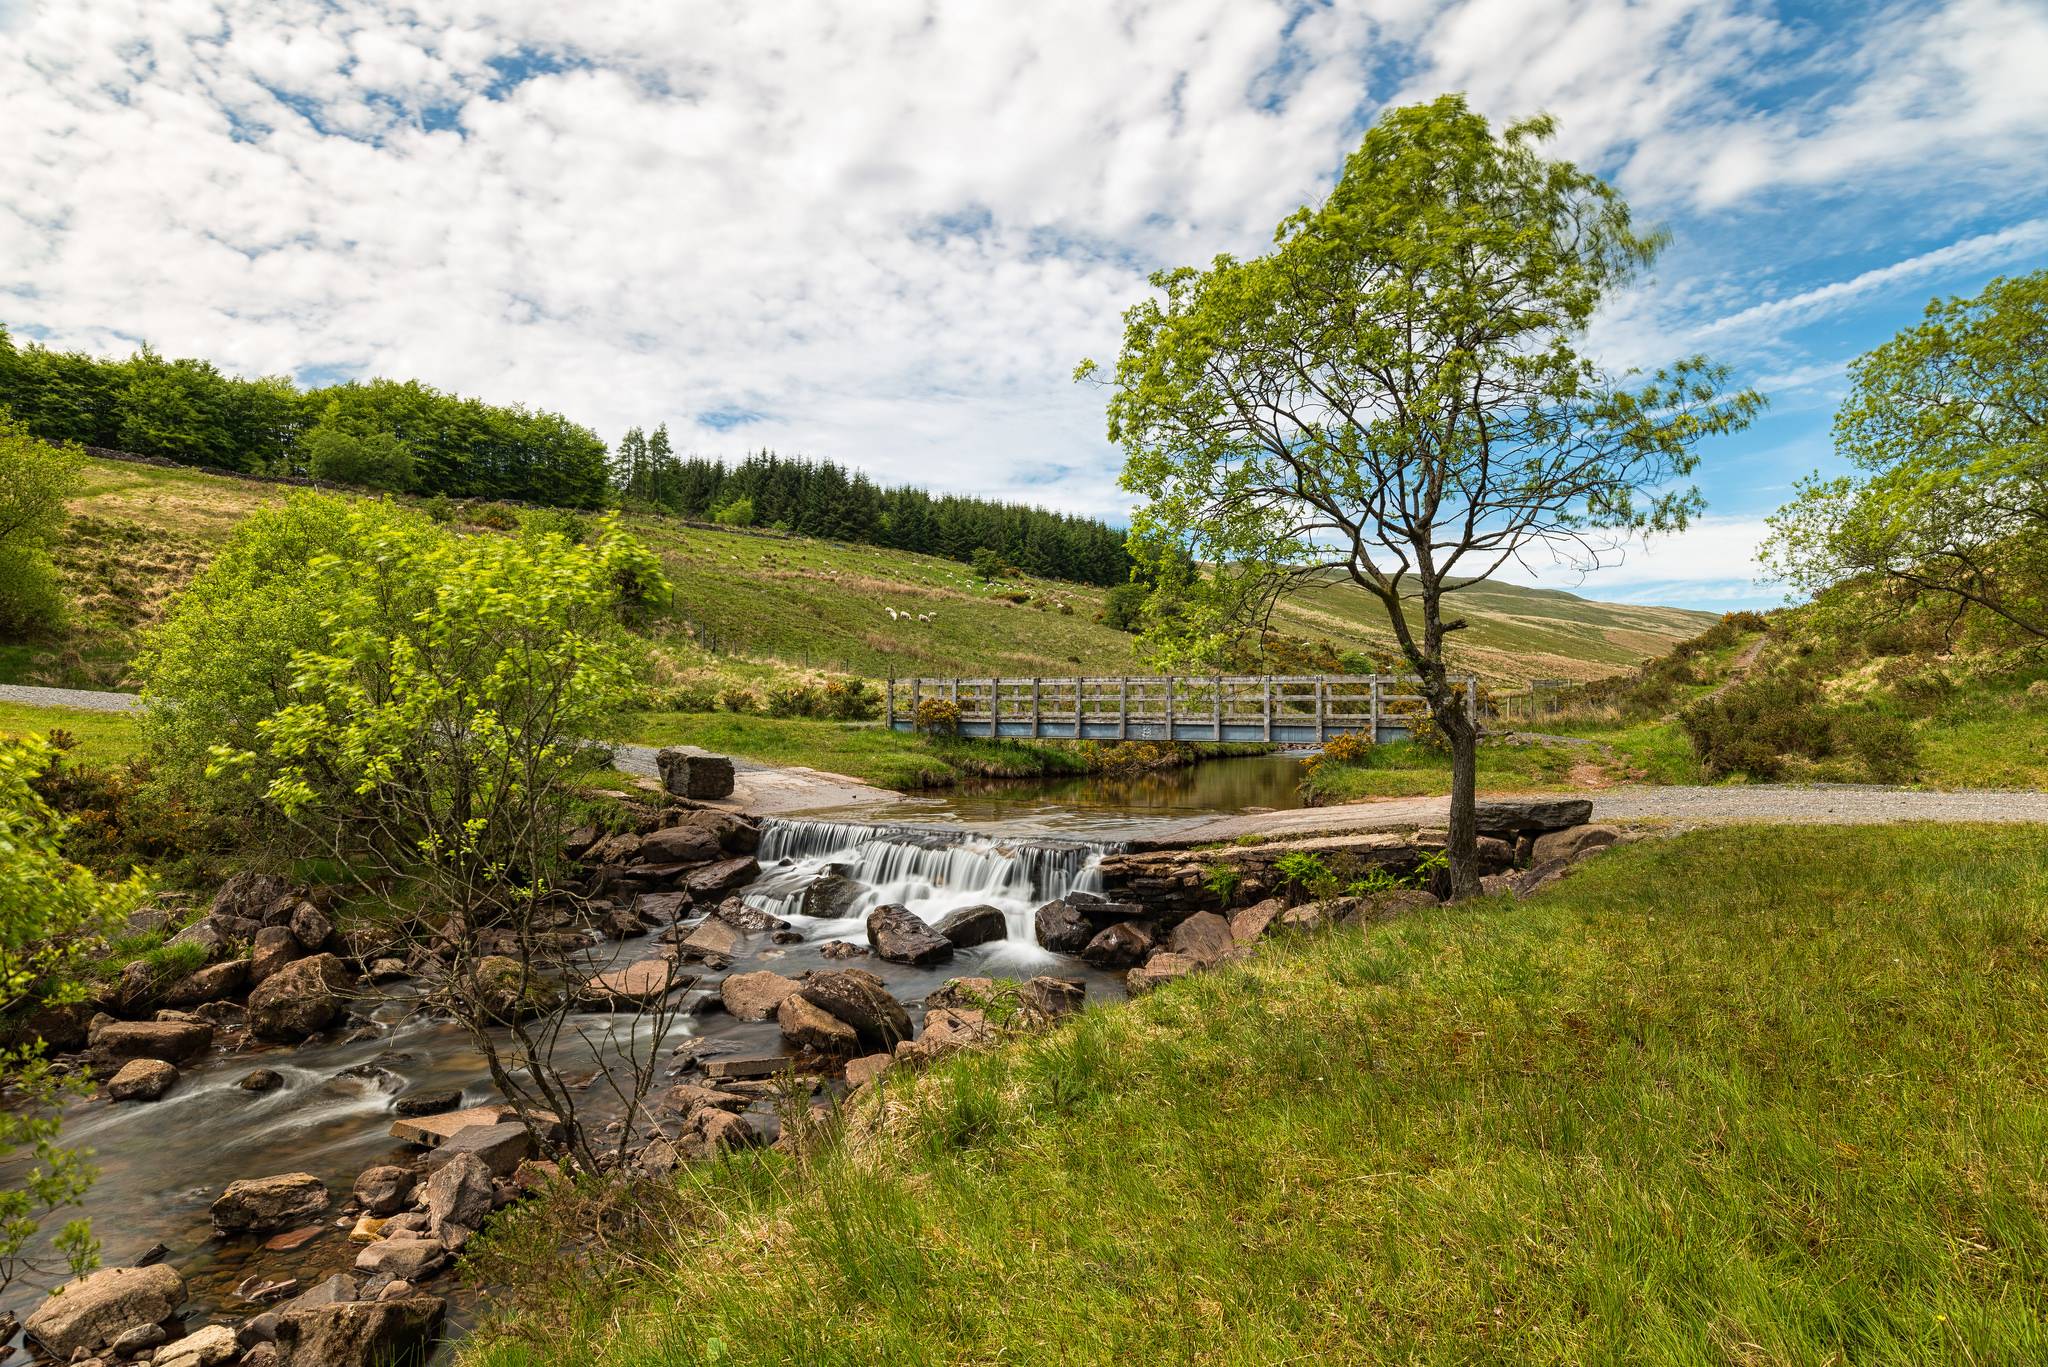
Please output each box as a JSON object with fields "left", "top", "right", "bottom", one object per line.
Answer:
{"left": 4, "top": 456, "right": 1715, "bottom": 691}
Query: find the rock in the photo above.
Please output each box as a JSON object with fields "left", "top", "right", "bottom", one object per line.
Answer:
{"left": 277, "top": 1295, "right": 445, "bottom": 1367}
{"left": 676, "top": 916, "right": 745, "bottom": 961}
{"left": 248, "top": 925, "right": 302, "bottom": 986}
{"left": 513, "top": 1159, "right": 561, "bottom": 1196}
{"left": 351, "top": 1215, "right": 389, "bottom": 1243}
{"left": 240, "top": 1068, "right": 287, "bottom": 1093}
{"left": 262, "top": 1225, "right": 327, "bottom": 1252}
{"left": 166, "top": 917, "right": 230, "bottom": 961}
{"left": 1227, "top": 897, "right": 1286, "bottom": 945}
{"left": 1531, "top": 822, "right": 1622, "bottom": 866}
{"left": 1351, "top": 889, "right": 1440, "bottom": 921}
{"left": 10, "top": 998, "right": 92, "bottom": 1052}
{"left": 1127, "top": 952, "right": 1197, "bottom": 994}
{"left": 354, "top": 1236, "right": 449, "bottom": 1283}
{"left": 801, "top": 874, "right": 865, "bottom": 919}
{"left": 683, "top": 856, "right": 760, "bottom": 902}
{"left": 1475, "top": 835, "right": 1518, "bottom": 870}
{"left": 777, "top": 993, "right": 860, "bottom": 1053}
{"left": 1275, "top": 900, "right": 1343, "bottom": 933}
{"left": 1017, "top": 976, "right": 1085, "bottom": 1023}
{"left": 276, "top": 1273, "right": 359, "bottom": 1318}
{"left": 933, "top": 904, "right": 1007, "bottom": 948}
{"left": 393, "top": 1088, "right": 461, "bottom": 1117}
{"left": 630, "top": 891, "right": 691, "bottom": 923}
{"left": 818, "top": 938, "right": 869, "bottom": 960}
{"left": 915, "top": 1006, "right": 994, "bottom": 1059}
{"left": 212, "top": 1173, "right": 330, "bottom": 1236}
{"left": 110, "top": 1322, "right": 167, "bottom": 1356}
{"left": 798, "top": 968, "right": 911, "bottom": 1049}
{"left": 469, "top": 955, "right": 557, "bottom": 1022}
{"left": 583, "top": 830, "right": 642, "bottom": 864}
{"left": 866, "top": 904, "right": 954, "bottom": 966}
{"left": 924, "top": 976, "right": 997, "bottom": 1011}
{"left": 581, "top": 959, "right": 686, "bottom": 1009}
{"left": 1167, "top": 911, "right": 1234, "bottom": 966}
{"left": 106, "top": 1057, "right": 179, "bottom": 1102}
{"left": 389, "top": 1102, "right": 526, "bottom": 1146}
{"left": 21, "top": 1264, "right": 183, "bottom": 1358}
{"left": 352, "top": 1166, "right": 415, "bottom": 1217}
{"left": 844, "top": 1053, "right": 892, "bottom": 1090}
{"left": 289, "top": 902, "right": 335, "bottom": 952}
{"left": 152, "top": 1323, "right": 239, "bottom": 1367}
{"left": 711, "top": 898, "right": 788, "bottom": 934}
{"left": 656, "top": 749, "right": 735, "bottom": 800}
{"left": 366, "top": 958, "right": 409, "bottom": 984}
{"left": 635, "top": 823, "right": 722, "bottom": 865}
{"left": 1473, "top": 797, "right": 1595, "bottom": 837}
{"left": 212, "top": 871, "right": 292, "bottom": 923}
{"left": 161, "top": 959, "right": 249, "bottom": 1008}
{"left": 247, "top": 954, "right": 353, "bottom": 1041}
{"left": 1033, "top": 897, "right": 1097, "bottom": 952}
{"left": 1513, "top": 857, "right": 1573, "bottom": 898}
{"left": 1080, "top": 921, "right": 1155, "bottom": 969}
{"left": 720, "top": 970, "right": 801, "bottom": 1021}
{"left": 423, "top": 1122, "right": 532, "bottom": 1179}
{"left": 1479, "top": 873, "right": 1516, "bottom": 898}
{"left": 90, "top": 1018, "right": 212, "bottom": 1066}
{"left": 421, "top": 1152, "right": 494, "bottom": 1239}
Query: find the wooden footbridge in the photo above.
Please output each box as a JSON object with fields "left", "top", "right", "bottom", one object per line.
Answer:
{"left": 885, "top": 675, "right": 1478, "bottom": 745}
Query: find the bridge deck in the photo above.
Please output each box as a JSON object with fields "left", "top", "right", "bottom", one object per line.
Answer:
{"left": 884, "top": 674, "right": 1476, "bottom": 745}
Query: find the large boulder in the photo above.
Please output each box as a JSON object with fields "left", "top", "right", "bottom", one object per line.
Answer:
{"left": 161, "top": 959, "right": 249, "bottom": 1008}
{"left": 276, "top": 1295, "right": 445, "bottom": 1367}
{"left": 1079, "top": 921, "right": 1155, "bottom": 969}
{"left": 720, "top": 970, "right": 801, "bottom": 1021}
{"left": 797, "top": 969, "right": 910, "bottom": 1049}
{"left": 1473, "top": 797, "right": 1595, "bottom": 837}
{"left": 354, "top": 1235, "right": 450, "bottom": 1282}
{"left": 1127, "top": 952, "right": 1197, "bottom": 994}
{"left": 675, "top": 916, "right": 745, "bottom": 962}
{"left": 23, "top": 1263, "right": 184, "bottom": 1358}
{"left": 212, "top": 1173, "right": 330, "bottom": 1235}
{"left": 777, "top": 993, "right": 860, "bottom": 1053}
{"left": 1017, "top": 975, "right": 1085, "bottom": 1023}
{"left": 469, "top": 955, "right": 557, "bottom": 1023}
{"left": 421, "top": 1153, "right": 494, "bottom": 1241}
{"left": 106, "top": 1057, "right": 179, "bottom": 1102}
{"left": 934, "top": 904, "right": 1007, "bottom": 948}
{"left": 211, "top": 871, "right": 293, "bottom": 923}
{"left": 1033, "top": 897, "right": 1096, "bottom": 953}
{"left": 656, "top": 749, "right": 735, "bottom": 800}
{"left": 667, "top": 808, "right": 759, "bottom": 854}
{"left": 1228, "top": 898, "right": 1285, "bottom": 946}
{"left": 248, "top": 925, "right": 303, "bottom": 986}
{"left": 154, "top": 1323, "right": 239, "bottom": 1367}
{"left": 635, "top": 823, "right": 722, "bottom": 866}
{"left": 289, "top": 901, "right": 335, "bottom": 953}
{"left": 905, "top": 1006, "right": 994, "bottom": 1063}
{"left": 424, "top": 1123, "right": 532, "bottom": 1179}
{"left": 89, "top": 1018, "right": 212, "bottom": 1066}
{"left": 802, "top": 873, "right": 864, "bottom": 919}
{"left": 683, "top": 856, "right": 760, "bottom": 902}
{"left": 248, "top": 953, "right": 354, "bottom": 1040}
{"left": 866, "top": 905, "right": 953, "bottom": 966}
{"left": 353, "top": 1166, "right": 415, "bottom": 1217}
{"left": 1531, "top": 823, "right": 1622, "bottom": 866}
{"left": 580, "top": 959, "right": 686, "bottom": 1010}
{"left": 1167, "top": 912, "right": 1235, "bottom": 966}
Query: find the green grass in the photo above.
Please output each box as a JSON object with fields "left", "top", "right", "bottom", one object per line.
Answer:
{"left": 1913, "top": 683, "right": 2048, "bottom": 790}
{"left": 0, "top": 699, "right": 143, "bottom": 762}
{"left": 621, "top": 712, "right": 1229, "bottom": 791}
{"left": 1301, "top": 736, "right": 1582, "bottom": 801}
{"left": 466, "top": 825, "right": 2048, "bottom": 1366}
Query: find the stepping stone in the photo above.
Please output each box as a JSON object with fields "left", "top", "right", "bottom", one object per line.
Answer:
{"left": 390, "top": 1103, "right": 518, "bottom": 1146}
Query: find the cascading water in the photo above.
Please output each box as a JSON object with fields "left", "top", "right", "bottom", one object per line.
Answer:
{"left": 743, "top": 818, "right": 1121, "bottom": 965}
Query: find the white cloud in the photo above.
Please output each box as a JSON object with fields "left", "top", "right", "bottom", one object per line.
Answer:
{"left": 1499, "top": 515, "right": 1777, "bottom": 607}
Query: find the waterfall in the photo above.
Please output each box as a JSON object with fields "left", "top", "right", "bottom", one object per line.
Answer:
{"left": 746, "top": 817, "right": 1122, "bottom": 957}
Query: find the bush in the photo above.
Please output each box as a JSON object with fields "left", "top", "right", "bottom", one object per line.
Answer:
{"left": 467, "top": 502, "right": 522, "bottom": 531}
{"left": 766, "top": 683, "right": 825, "bottom": 718}
{"left": 650, "top": 683, "right": 720, "bottom": 713}
{"left": 304, "top": 419, "right": 415, "bottom": 492}
{"left": 820, "top": 679, "right": 880, "bottom": 721}
{"left": 970, "top": 547, "right": 1008, "bottom": 582}
{"left": 1678, "top": 675, "right": 1918, "bottom": 782}
{"left": 1101, "top": 582, "right": 1148, "bottom": 632}
{"left": 1299, "top": 730, "right": 1375, "bottom": 778}
{"left": 1838, "top": 710, "right": 1922, "bottom": 784}
{"left": 421, "top": 494, "right": 456, "bottom": 523}
{"left": 720, "top": 687, "right": 760, "bottom": 714}
{"left": 0, "top": 412, "right": 83, "bottom": 635}
{"left": 712, "top": 497, "right": 756, "bottom": 528}
{"left": 914, "top": 697, "right": 961, "bottom": 736}
{"left": 518, "top": 507, "right": 591, "bottom": 544}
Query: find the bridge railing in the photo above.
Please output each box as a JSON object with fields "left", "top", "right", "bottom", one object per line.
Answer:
{"left": 883, "top": 674, "right": 1478, "bottom": 745}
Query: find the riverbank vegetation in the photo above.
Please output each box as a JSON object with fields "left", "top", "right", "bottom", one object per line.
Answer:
{"left": 461, "top": 823, "right": 2048, "bottom": 1365}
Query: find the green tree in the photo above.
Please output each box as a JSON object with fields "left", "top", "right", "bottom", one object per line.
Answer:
{"left": 0, "top": 736, "right": 147, "bottom": 1294}
{"left": 1090, "top": 96, "right": 1760, "bottom": 895}
{"left": 0, "top": 412, "right": 84, "bottom": 634}
{"left": 712, "top": 496, "right": 756, "bottom": 527}
{"left": 1762, "top": 270, "right": 2047, "bottom": 639}
{"left": 304, "top": 411, "right": 417, "bottom": 491}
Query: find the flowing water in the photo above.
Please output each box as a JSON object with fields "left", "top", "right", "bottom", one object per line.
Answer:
{"left": 1, "top": 753, "right": 1309, "bottom": 1357}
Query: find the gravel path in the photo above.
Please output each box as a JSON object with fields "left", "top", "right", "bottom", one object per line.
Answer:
{"left": 0, "top": 683, "right": 140, "bottom": 712}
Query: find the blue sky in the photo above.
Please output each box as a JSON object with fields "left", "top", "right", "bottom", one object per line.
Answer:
{"left": 1, "top": 0, "right": 2044, "bottom": 609}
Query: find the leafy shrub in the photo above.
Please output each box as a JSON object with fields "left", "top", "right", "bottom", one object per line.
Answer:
{"left": 466, "top": 502, "right": 521, "bottom": 531}
{"left": 720, "top": 688, "right": 761, "bottom": 714}
{"left": 518, "top": 507, "right": 591, "bottom": 544}
{"left": 421, "top": 494, "right": 456, "bottom": 524}
{"left": 914, "top": 697, "right": 961, "bottom": 736}
{"left": 820, "top": 679, "right": 880, "bottom": 721}
{"left": 305, "top": 419, "right": 415, "bottom": 491}
{"left": 996, "top": 589, "right": 1032, "bottom": 605}
{"left": 1836, "top": 710, "right": 1923, "bottom": 784}
{"left": 1101, "top": 582, "right": 1148, "bottom": 633}
{"left": 970, "top": 547, "right": 1008, "bottom": 582}
{"left": 1201, "top": 863, "right": 1242, "bottom": 907}
{"left": 1300, "top": 731, "right": 1375, "bottom": 777}
{"left": 712, "top": 497, "right": 756, "bottom": 528}
{"left": 1679, "top": 676, "right": 1833, "bottom": 779}
{"left": 651, "top": 683, "right": 720, "bottom": 713}
{"left": 766, "top": 683, "right": 825, "bottom": 718}
{"left": 0, "top": 412, "right": 83, "bottom": 635}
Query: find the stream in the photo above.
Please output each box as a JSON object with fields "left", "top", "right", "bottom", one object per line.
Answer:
{"left": 1, "top": 751, "right": 1312, "bottom": 1359}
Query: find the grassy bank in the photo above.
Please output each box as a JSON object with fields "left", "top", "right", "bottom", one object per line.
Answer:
{"left": 0, "top": 698, "right": 142, "bottom": 761}
{"left": 467, "top": 824, "right": 2048, "bottom": 1366}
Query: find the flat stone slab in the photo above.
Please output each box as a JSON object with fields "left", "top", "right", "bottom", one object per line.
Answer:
{"left": 390, "top": 1103, "right": 519, "bottom": 1146}
{"left": 704, "top": 1055, "right": 799, "bottom": 1080}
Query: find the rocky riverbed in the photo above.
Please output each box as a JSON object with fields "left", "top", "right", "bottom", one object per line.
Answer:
{"left": 2, "top": 789, "right": 1619, "bottom": 1366}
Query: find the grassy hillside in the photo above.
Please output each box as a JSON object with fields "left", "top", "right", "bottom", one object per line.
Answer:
{"left": 4, "top": 456, "right": 1713, "bottom": 693}
{"left": 465, "top": 824, "right": 2048, "bottom": 1365}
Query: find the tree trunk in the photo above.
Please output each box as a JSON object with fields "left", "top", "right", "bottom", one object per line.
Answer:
{"left": 1445, "top": 709, "right": 1480, "bottom": 900}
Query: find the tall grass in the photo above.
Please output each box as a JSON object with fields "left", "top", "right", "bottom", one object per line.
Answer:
{"left": 465, "top": 824, "right": 2048, "bottom": 1366}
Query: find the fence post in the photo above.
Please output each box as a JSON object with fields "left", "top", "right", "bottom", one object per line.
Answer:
{"left": 1119, "top": 677, "right": 1129, "bottom": 741}
{"left": 911, "top": 678, "right": 921, "bottom": 730}
{"left": 1164, "top": 676, "right": 1175, "bottom": 741}
{"left": 1315, "top": 676, "right": 1327, "bottom": 744}
{"left": 1369, "top": 676, "right": 1381, "bottom": 743}
{"left": 1031, "top": 677, "right": 1041, "bottom": 738}
{"left": 886, "top": 677, "right": 895, "bottom": 731}
{"left": 1212, "top": 675, "right": 1222, "bottom": 742}
{"left": 1074, "top": 677, "right": 1084, "bottom": 739}
{"left": 989, "top": 676, "right": 1000, "bottom": 739}
{"left": 1262, "top": 677, "right": 1272, "bottom": 744}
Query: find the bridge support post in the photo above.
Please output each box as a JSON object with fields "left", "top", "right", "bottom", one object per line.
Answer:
{"left": 1212, "top": 676, "right": 1222, "bottom": 742}
{"left": 1031, "top": 677, "right": 1041, "bottom": 739}
{"left": 1263, "top": 678, "right": 1272, "bottom": 743}
{"left": 911, "top": 678, "right": 921, "bottom": 731}
{"left": 886, "top": 677, "right": 895, "bottom": 730}
{"left": 989, "top": 676, "right": 1000, "bottom": 739}
{"left": 1369, "top": 676, "right": 1381, "bottom": 743}
{"left": 1074, "top": 677, "right": 1084, "bottom": 740}
{"left": 1315, "top": 676, "right": 1326, "bottom": 744}
{"left": 1119, "top": 677, "right": 1129, "bottom": 741}
{"left": 1164, "top": 677, "right": 1175, "bottom": 742}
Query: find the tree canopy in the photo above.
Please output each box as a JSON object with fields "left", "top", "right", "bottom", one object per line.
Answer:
{"left": 1762, "top": 269, "right": 2047, "bottom": 639}
{"left": 1095, "top": 95, "right": 1759, "bottom": 892}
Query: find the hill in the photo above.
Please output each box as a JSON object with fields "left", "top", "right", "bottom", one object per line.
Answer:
{"left": 2, "top": 455, "right": 1715, "bottom": 695}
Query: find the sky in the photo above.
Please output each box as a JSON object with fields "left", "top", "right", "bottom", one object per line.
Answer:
{"left": 2, "top": 1, "right": 2045, "bottom": 610}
